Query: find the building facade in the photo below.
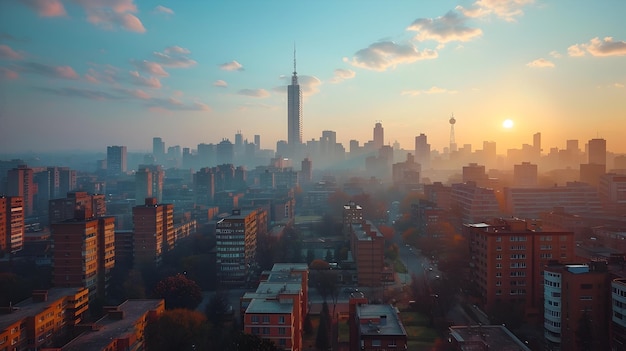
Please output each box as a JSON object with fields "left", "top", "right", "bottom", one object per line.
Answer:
{"left": 132, "top": 198, "right": 174, "bottom": 267}
{"left": 466, "top": 218, "right": 575, "bottom": 319}
{"left": 216, "top": 209, "right": 259, "bottom": 286}
{"left": 0, "top": 196, "right": 24, "bottom": 253}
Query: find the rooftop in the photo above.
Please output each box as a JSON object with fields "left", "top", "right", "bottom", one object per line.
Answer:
{"left": 61, "top": 299, "right": 164, "bottom": 351}
{"left": 246, "top": 297, "right": 295, "bottom": 314}
{"left": 0, "top": 288, "right": 85, "bottom": 331}
{"left": 357, "top": 304, "right": 406, "bottom": 337}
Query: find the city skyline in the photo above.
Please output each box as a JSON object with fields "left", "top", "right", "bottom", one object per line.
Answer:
{"left": 1, "top": 1, "right": 625, "bottom": 153}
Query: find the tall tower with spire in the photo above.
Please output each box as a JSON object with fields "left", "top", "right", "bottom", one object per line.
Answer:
{"left": 449, "top": 113, "right": 457, "bottom": 152}
{"left": 287, "top": 45, "right": 302, "bottom": 149}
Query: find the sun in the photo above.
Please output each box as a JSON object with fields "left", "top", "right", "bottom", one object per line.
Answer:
{"left": 502, "top": 119, "right": 514, "bottom": 129}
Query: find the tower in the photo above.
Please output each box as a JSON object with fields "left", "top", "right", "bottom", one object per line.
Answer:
{"left": 373, "top": 121, "right": 384, "bottom": 149}
{"left": 287, "top": 46, "right": 302, "bottom": 148}
{"left": 106, "top": 146, "right": 127, "bottom": 177}
{"left": 588, "top": 138, "right": 606, "bottom": 165}
{"left": 449, "top": 113, "right": 457, "bottom": 152}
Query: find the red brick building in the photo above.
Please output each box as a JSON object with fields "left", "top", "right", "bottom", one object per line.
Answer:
{"left": 0, "top": 288, "right": 89, "bottom": 351}
{"left": 350, "top": 220, "right": 385, "bottom": 287}
{"left": 242, "top": 263, "right": 308, "bottom": 351}
{"left": 466, "top": 218, "right": 575, "bottom": 319}
{"left": 132, "top": 198, "right": 173, "bottom": 267}
{"left": 51, "top": 216, "right": 115, "bottom": 300}
{"left": 349, "top": 302, "right": 407, "bottom": 351}
{"left": 0, "top": 195, "right": 24, "bottom": 253}
{"left": 544, "top": 262, "right": 610, "bottom": 351}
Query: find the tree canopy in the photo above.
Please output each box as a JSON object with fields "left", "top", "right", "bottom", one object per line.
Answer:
{"left": 152, "top": 273, "right": 203, "bottom": 310}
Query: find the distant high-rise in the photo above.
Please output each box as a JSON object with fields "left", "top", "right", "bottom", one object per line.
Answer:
{"left": 133, "top": 198, "right": 174, "bottom": 267}
{"left": 533, "top": 132, "right": 541, "bottom": 155}
{"left": 287, "top": 47, "right": 302, "bottom": 147}
{"left": 135, "top": 165, "right": 164, "bottom": 204}
{"left": 301, "top": 157, "right": 312, "bottom": 185}
{"left": 415, "top": 133, "right": 431, "bottom": 168}
{"left": 254, "top": 134, "right": 261, "bottom": 151}
{"left": 7, "top": 165, "right": 36, "bottom": 217}
{"left": 373, "top": 122, "right": 384, "bottom": 149}
{"left": 216, "top": 139, "right": 234, "bottom": 165}
{"left": 449, "top": 114, "right": 457, "bottom": 152}
{"left": 152, "top": 137, "right": 165, "bottom": 162}
{"left": 588, "top": 138, "right": 607, "bottom": 165}
{"left": 106, "top": 146, "right": 127, "bottom": 177}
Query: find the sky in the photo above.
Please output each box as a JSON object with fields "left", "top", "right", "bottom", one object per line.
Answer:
{"left": 1, "top": 0, "right": 625, "bottom": 155}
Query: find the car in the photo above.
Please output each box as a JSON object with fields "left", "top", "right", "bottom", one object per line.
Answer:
{"left": 428, "top": 267, "right": 433, "bottom": 271}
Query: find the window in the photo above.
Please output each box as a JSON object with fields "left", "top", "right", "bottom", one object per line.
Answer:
{"left": 279, "top": 327, "right": 286, "bottom": 335}
{"left": 278, "top": 315, "right": 285, "bottom": 324}
{"left": 262, "top": 327, "right": 270, "bottom": 334}
{"left": 372, "top": 340, "right": 381, "bottom": 347}
{"left": 251, "top": 315, "right": 259, "bottom": 324}
{"left": 262, "top": 315, "right": 270, "bottom": 324}
{"left": 389, "top": 339, "right": 397, "bottom": 347}
{"left": 279, "top": 339, "right": 286, "bottom": 346}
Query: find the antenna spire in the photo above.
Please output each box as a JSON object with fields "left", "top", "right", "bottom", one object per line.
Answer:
{"left": 293, "top": 42, "right": 297, "bottom": 76}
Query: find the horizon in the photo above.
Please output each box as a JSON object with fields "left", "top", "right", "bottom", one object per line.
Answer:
{"left": 1, "top": 1, "right": 625, "bottom": 153}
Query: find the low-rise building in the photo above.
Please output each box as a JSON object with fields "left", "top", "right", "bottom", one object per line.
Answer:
{"left": 349, "top": 303, "right": 407, "bottom": 351}
{"left": 0, "top": 288, "right": 88, "bottom": 351}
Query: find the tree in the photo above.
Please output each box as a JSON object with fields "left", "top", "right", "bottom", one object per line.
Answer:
{"left": 205, "top": 291, "right": 230, "bottom": 330}
{"left": 221, "top": 331, "right": 280, "bottom": 351}
{"left": 145, "top": 309, "right": 209, "bottom": 351}
{"left": 315, "top": 302, "right": 332, "bottom": 351}
{"left": 153, "top": 273, "right": 203, "bottom": 310}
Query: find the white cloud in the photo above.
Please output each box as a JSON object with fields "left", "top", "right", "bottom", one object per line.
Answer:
{"left": 344, "top": 41, "right": 438, "bottom": 71}
{"left": 74, "top": 0, "right": 145, "bottom": 33}
{"left": 526, "top": 58, "right": 555, "bottom": 68}
{"left": 567, "top": 44, "right": 585, "bottom": 57}
{"left": 329, "top": 69, "right": 356, "bottom": 84}
{"left": 585, "top": 37, "right": 626, "bottom": 57}
{"left": 238, "top": 89, "right": 270, "bottom": 98}
{"left": 474, "top": 0, "right": 534, "bottom": 21}
{"left": 129, "top": 70, "right": 161, "bottom": 88}
{"left": 549, "top": 51, "right": 561, "bottom": 58}
{"left": 153, "top": 46, "right": 197, "bottom": 67}
{"left": 153, "top": 5, "right": 174, "bottom": 15}
{"left": 214, "top": 80, "right": 228, "bottom": 88}
{"left": 219, "top": 60, "right": 244, "bottom": 71}
{"left": 131, "top": 60, "right": 169, "bottom": 76}
{"left": 408, "top": 11, "right": 482, "bottom": 44}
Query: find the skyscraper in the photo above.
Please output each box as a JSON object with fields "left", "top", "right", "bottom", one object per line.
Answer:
{"left": 7, "top": 165, "right": 36, "bottom": 217}
{"left": 152, "top": 137, "right": 165, "bottom": 163}
{"left": 414, "top": 133, "right": 431, "bottom": 168}
{"left": 135, "top": 165, "right": 164, "bottom": 204}
{"left": 373, "top": 122, "right": 384, "bottom": 149}
{"left": 588, "top": 138, "right": 607, "bottom": 165}
{"left": 132, "top": 198, "right": 174, "bottom": 267}
{"left": 0, "top": 196, "right": 24, "bottom": 253}
{"left": 287, "top": 48, "right": 302, "bottom": 148}
{"left": 106, "top": 146, "right": 127, "bottom": 177}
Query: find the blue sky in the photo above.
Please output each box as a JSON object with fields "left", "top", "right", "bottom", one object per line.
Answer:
{"left": 1, "top": 0, "right": 625, "bottom": 154}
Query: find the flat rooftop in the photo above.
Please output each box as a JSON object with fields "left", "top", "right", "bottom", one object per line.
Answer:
{"left": 61, "top": 299, "right": 164, "bottom": 351}
{"left": 0, "top": 288, "right": 84, "bottom": 331}
{"left": 357, "top": 304, "right": 406, "bottom": 337}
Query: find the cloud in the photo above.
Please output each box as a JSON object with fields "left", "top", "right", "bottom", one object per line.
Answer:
{"left": 153, "top": 5, "right": 174, "bottom": 15}
{"left": 73, "top": 0, "right": 145, "bottom": 33}
{"left": 84, "top": 65, "right": 120, "bottom": 84}
{"left": 0, "top": 67, "right": 19, "bottom": 80}
{"left": 129, "top": 70, "right": 161, "bottom": 88}
{"left": 36, "top": 87, "right": 123, "bottom": 100}
{"left": 214, "top": 80, "right": 228, "bottom": 88}
{"left": 401, "top": 86, "right": 457, "bottom": 96}
{"left": 407, "top": 11, "right": 483, "bottom": 44}
{"left": 114, "top": 87, "right": 151, "bottom": 99}
{"left": 584, "top": 37, "right": 626, "bottom": 57}
{"left": 614, "top": 83, "right": 624, "bottom": 88}
{"left": 526, "top": 58, "right": 555, "bottom": 68}
{"left": 298, "top": 75, "right": 322, "bottom": 96}
{"left": 131, "top": 60, "right": 169, "bottom": 76}
{"left": 19, "top": 0, "right": 66, "bottom": 17}
{"left": 147, "top": 97, "right": 210, "bottom": 112}
{"left": 238, "top": 89, "right": 270, "bottom": 98}
{"left": 567, "top": 44, "right": 585, "bottom": 57}
{"left": 153, "top": 46, "right": 197, "bottom": 67}
{"left": 549, "top": 50, "right": 561, "bottom": 58}
{"left": 329, "top": 68, "right": 356, "bottom": 84}
{"left": 473, "top": 0, "right": 533, "bottom": 21}
{"left": 84, "top": 10, "right": 145, "bottom": 33}
{"left": 0, "top": 45, "right": 23, "bottom": 60}
{"left": 344, "top": 41, "right": 438, "bottom": 71}
{"left": 18, "top": 61, "right": 79, "bottom": 79}
{"left": 219, "top": 60, "right": 244, "bottom": 71}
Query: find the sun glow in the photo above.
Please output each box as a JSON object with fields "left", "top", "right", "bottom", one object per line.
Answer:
{"left": 502, "top": 119, "right": 514, "bottom": 129}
